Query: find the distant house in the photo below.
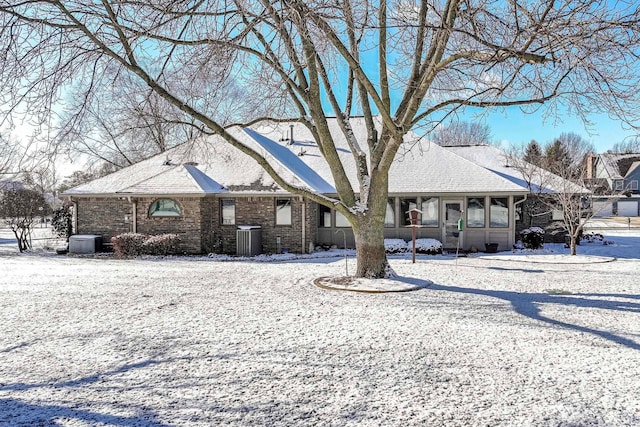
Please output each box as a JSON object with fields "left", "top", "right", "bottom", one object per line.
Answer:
{"left": 587, "top": 152, "right": 640, "bottom": 217}
{"left": 64, "top": 118, "right": 579, "bottom": 254}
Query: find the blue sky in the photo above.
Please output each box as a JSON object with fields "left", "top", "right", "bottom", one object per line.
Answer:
{"left": 461, "top": 106, "right": 638, "bottom": 152}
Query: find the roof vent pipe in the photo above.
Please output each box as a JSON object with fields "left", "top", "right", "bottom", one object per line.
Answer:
{"left": 289, "top": 124, "right": 294, "bottom": 145}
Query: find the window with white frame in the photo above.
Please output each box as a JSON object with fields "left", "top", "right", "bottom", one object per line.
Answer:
{"left": 400, "top": 198, "right": 417, "bottom": 226}
{"left": 220, "top": 199, "right": 235, "bottom": 225}
{"left": 335, "top": 210, "right": 350, "bottom": 227}
{"left": 318, "top": 205, "right": 332, "bottom": 227}
{"left": 149, "top": 199, "right": 181, "bottom": 217}
{"left": 421, "top": 197, "right": 439, "bottom": 227}
{"left": 489, "top": 197, "right": 509, "bottom": 228}
{"left": 384, "top": 198, "right": 396, "bottom": 227}
{"left": 467, "top": 197, "right": 485, "bottom": 227}
{"left": 275, "top": 198, "right": 292, "bottom": 225}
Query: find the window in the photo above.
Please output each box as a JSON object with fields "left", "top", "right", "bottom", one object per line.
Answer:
{"left": 319, "top": 205, "right": 331, "bottom": 227}
{"left": 220, "top": 199, "right": 235, "bottom": 225}
{"left": 149, "top": 199, "right": 181, "bottom": 217}
{"left": 275, "top": 198, "right": 292, "bottom": 225}
{"left": 400, "top": 198, "right": 417, "bottom": 226}
{"left": 335, "top": 211, "right": 350, "bottom": 227}
{"left": 421, "top": 197, "right": 439, "bottom": 227}
{"left": 490, "top": 197, "right": 509, "bottom": 228}
{"left": 384, "top": 198, "right": 396, "bottom": 228}
{"left": 615, "top": 180, "right": 624, "bottom": 190}
{"left": 629, "top": 180, "right": 638, "bottom": 191}
{"left": 467, "top": 197, "right": 485, "bottom": 227}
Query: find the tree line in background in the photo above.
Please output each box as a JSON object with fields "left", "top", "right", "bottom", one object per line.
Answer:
{"left": 2, "top": 1, "right": 640, "bottom": 275}
{"left": 0, "top": 116, "right": 636, "bottom": 256}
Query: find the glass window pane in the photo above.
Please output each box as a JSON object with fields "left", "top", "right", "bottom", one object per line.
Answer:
{"left": 149, "top": 199, "right": 181, "bottom": 217}
{"left": 221, "top": 199, "right": 235, "bottom": 225}
{"left": 400, "top": 198, "right": 417, "bottom": 226}
{"left": 276, "top": 198, "right": 292, "bottom": 225}
{"left": 384, "top": 198, "right": 396, "bottom": 227}
{"left": 490, "top": 197, "right": 508, "bottom": 228}
{"left": 335, "top": 211, "right": 350, "bottom": 227}
{"left": 421, "top": 197, "right": 439, "bottom": 227}
{"left": 319, "top": 205, "right": 331, "bottom": 227}
{"left": 467, "top": 197, "right": 485, "bottom": 227}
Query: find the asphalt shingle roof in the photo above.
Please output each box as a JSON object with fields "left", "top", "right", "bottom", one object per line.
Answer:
{"left": 66, "top": 118, "right": 580, "bottom": 197}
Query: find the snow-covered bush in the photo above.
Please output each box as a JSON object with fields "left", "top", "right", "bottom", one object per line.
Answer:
{"left": 141, "top": 233, "right": 181, "bottom": 255}
{"left": 111, "top": 233, "right": 148, "bottom": 257}
{"left": 581, "top": 232, "right": 604, "bottom": 243}
{"left": 51, "top": 203, "right": 73, "bottom": 242}
{"left": 384, "top": 238, "right": 408, "bottom": 253}
{"left": 415, "top": 238, "right": 443, "bottom": 255}
{"left": 112, "top": 233, "right": 182, "bottom": 257}
{"left": 520, "top": 227, "right": 545, "bottom": 249}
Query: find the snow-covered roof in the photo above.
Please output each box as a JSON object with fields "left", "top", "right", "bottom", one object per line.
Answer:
{"left": 598, "top": 153, "right": 640, "bottom": 180}
{"left": 445, "top": 145, "right": 589, "bottom": 194}
{"left": 0, "top": 180, "right": 24, "bottom": 191}
{"left": 67, "top": 118, "right": 579, "bottom": 198}
{"left": 65, "top": 126, "right": 325, "bottom": 196}
{"left": 252, "top": 119, "right": 529, "bottom": 195}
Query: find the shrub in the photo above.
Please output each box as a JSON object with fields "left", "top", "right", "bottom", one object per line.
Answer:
{"left": 112, "top": 233, "right": 182, "bottom": 257}
{"left": 141, "top": 233, "right": 181, "bottom": 255}
{"left": 581, "top": 232, "right": 604, "bottom": 243}
{"left": 520, "top": 227, "right": 545, "bottom": 249}
{"left": 111, "top": 233, "right": 147, "bottom": 257}
{"left": 384, "top": 238, "right": 408, "bottom": 253}
{"left": 415, "top": 238, "right": 443, "bottom": 255}
{"left": 51, "top": 204, "right": 73, "bottom": 241}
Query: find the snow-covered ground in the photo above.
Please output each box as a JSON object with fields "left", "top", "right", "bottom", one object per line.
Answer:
{"left": 1, "top": 225, "right": 639, "bottom": 426}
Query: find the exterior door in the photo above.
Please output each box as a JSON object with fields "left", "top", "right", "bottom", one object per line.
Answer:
{"left": 443, "top": 200, "right": 463, "bottom": 248}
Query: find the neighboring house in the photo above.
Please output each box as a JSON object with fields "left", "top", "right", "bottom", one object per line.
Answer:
{"left": 64, "top": 118, "right": 578, "bottom": 254}
{"left": 0, "top": 180, "right": 25, "bottom": 191}
{"left": 588, "top": 152, "right": 640, "bottom": 217}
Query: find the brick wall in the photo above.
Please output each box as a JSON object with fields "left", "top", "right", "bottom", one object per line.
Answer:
{"left": 207, "top": 196, "right": 317, "bottom": 254}
{"left": 136, "top": 197, "right": 205, "bottom": 253}
{"left": 75, "top": 197, "right": 132, "bottom": 241}
{"left": 74, "top": 195, "right": 319, "bottom": 255}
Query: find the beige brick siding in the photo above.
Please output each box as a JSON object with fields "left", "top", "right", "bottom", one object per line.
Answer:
{"left": 135, "top": 197, "right": 204, "bottom": 253}
{"left": 73, "top": 195, "right": 319, "bottom": 255}
{"left": 209, "top": 196, "right": 316, "bottom": 254}
{"left": 75, "top": 197, "right": 132, "bottom": 240}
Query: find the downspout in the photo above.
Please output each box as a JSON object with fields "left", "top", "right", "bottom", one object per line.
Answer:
{"left": 70, "top": 197, "right": 78, "bottom": 234}
{"left": 301, "top": 197, "right": 306, "bottom": 254}
{"left": 513, "top": 194, "right": 528, "bottom": 243}
{"left": 128, "top": 197, "right": 137, "bottom": 234}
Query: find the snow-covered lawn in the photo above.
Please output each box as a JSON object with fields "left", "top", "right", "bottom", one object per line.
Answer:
{"left": 1, "top": 228, "right": 639, "bottom": 426}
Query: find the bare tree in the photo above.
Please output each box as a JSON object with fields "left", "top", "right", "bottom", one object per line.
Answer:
{"left": 610, "top": 137, "right": 640, "bottom": 154}
{"left": 0, "top": 133, "right": 15, "bottom": 176}
{"left": 59, "top": 78, "right": 209, "bottom": 170}
{"left": 432, "top": 121, "right": 493, "bottom": 146}
{"left": 509, "top": 134, "right": 600, "bottom": 255}
{"left": 1, "top": 1, "right": 640, "bottom": 277}
{"left": 0, "top": 187, "right": 50, "bottom": 252}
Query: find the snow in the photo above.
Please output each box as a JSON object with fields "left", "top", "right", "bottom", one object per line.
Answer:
{"left": 1, "top": 225, "right": 640, "bottom": 426}
{"left": 242, "top": 128, "right": 336, "bottom": 194}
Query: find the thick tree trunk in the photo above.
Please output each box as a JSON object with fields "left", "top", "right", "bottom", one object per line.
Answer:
{"left": 350, "top": 172, "right": 394, "bottom": 278}
{"left": 353, "top": 218, "right": 393, "bottom": 278}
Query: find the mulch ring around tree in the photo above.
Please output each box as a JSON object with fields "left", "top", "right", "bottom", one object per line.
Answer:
{"left": 314, "top": 276, "right": 431, "bottom": 293}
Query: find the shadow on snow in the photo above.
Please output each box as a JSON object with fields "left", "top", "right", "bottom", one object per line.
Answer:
{"left": 395, "top": 276, "right": 640, "bottom": 351}
{"left": 0, "top": 398, "right": 172, "bottom": 427}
